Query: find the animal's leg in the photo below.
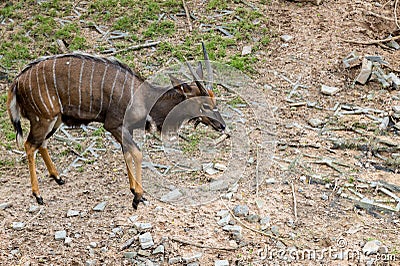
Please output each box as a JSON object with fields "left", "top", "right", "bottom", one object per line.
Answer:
{"left": 107, "top": 126, "right": 144, "bottom": 210}
{"left": 25, "top": 141, "right": 43, "bottom": 204}
{"left": 39, "top": 116, "right": 64, "bottom": 185}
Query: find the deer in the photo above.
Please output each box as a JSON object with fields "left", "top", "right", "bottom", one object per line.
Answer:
{"left": 7, "top": 43, "right": 226, "bottom": 210}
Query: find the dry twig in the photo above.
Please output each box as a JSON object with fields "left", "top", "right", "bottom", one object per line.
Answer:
{"left": 182, "top": 0, "right": 193, "bottom": 31}
{"left": 290, "top": 182, "right": 298, "bottom": 221}
{"left": 170, "top": 236, "right": 239, "bottom": 251}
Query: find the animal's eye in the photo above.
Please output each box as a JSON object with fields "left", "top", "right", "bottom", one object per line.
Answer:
{"left": 202, "top": 103, "right": 212, "bottom": 110}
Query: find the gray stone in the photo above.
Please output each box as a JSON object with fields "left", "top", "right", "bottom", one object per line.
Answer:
{"left": 378, "top": 245, "right": 388, "bottom": 254}
{"left": 55, "top": 230, "right": 67, "bottom": 241}
{"left": 168, "top": 257, "right": 182, "bottom": 264}
{"left": 265, "top": 178, "right": 276, "bottom": 184}
{"left": 280, "top": 35, "right": 293, "bottom": 42}
{"left": 379, "top": 116, "right": 389, "bottom": 130}
{"left": 321, "top": 85, "right": 340, "bottom": 96}
{"left": 342, "top": 51, "right": 360, "bottom": 68}
{"left": 139, "top": 232, "right": 154, "bottom": 249}
{"left": 217, "top": 214, "right": 231, "bottom": 226}
{"left": 129, "top": 215, "right": 138, "bottom": 223}
{"left": 93, "top": 201, "right": 107, "bottom": 212}
{"left": 28, "top": 205, "right": 39, "bottom": 213}
{"left": 215, "top": 260, "right": 229, "bottom": 266}
{"left": 241, "top": 45, "right": 252, "bottom": 56}
{"left": 271, "top": 225, "right": 279, "bottom": 236}
{"left": 260, "top": 216, "right": 271, "bottom": 226}
{"left": 89, "top": 242, "right": 97, "bottom": 248}
{"left": 216, "top": 209, "right": 229, "bottom": 218}
{"left": 232, "top": 205, "right": 249, "bottom": 217}
{"left": 363, "top": 240, "right": 382, "bottom": 255}
{"left": 245, "top": 214, "right": 260, "bottom": 223}
{"left": 0, "top": 202, "right": 12, "bottom": 210}
{"left": 134, "top": 222, "right": 152, "bottom": 231}
{"left": 255, "top": 199, "right": 265, "bottom": 209}
{"left": 121, "top": 237, "right": 135, "bottom": 250}
{"left": 161, "top": 189, "right": 182, "bottom": 202}
{"left": 356, "top": 58, "right": 373, "bottom": 84}
{"left": 137, "top": 249, "right": 151, "bottom": 257}
{"left": 308, "top": 118, "right": 324, "bottom": 128}
{"left": 221, "top": 192, "right": 233, "bottom": 200}
{"left": 392, "top": 106, "right": 400, "bottom": 114}
{"left": 112, "top": 227, "right": 123, "bottom": 234}
{"left": 205, "top": 167, "right": 219, "bottom": 175}
{"left": 388, "top": 72, "right": 400, "bottom": 89}
{"left": 214, "top": 163, "right": 227, "bottom": 171}
{"left": 12, "top": 222, "right": 25, "bottom": 231}
{"left": 66, "top": 210, "right": 80, "bottom": 217}
{"left": 152, "top": 245, "right": 165, "bottom": 255}
{"left": 85, "top": 260, "right": 97, "bottom": 266}
{"left": 299, "top": 176, "right": 307, "bottom": 183}
{"left": 222, "top": 225, "right": 242, "bottom": 235}
{"left": 321, "top": 193, "right": 329, "bottom": 201}
{"left": 387, "top": 39, "right": 400, "bottom": 50}
{"left": 182, "top": 253, "right": 202, "bottom": 263}
{"left": 64, "top": 237, "right": 73, "bottom": 246}
{"left": 124, "top": 251, "right": 137, "bottom": 259}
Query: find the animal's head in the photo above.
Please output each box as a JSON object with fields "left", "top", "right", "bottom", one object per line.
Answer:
{"left": 168, "top": 43, "right": 226, "bottom": 133}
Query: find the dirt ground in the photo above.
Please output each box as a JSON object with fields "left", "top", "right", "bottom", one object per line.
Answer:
{"left": 1, "top": 0, "right": 400, "bottom": 265}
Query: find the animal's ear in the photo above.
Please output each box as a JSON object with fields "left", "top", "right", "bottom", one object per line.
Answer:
{"left": 169, "top": 75, "right": 194, "bottom": 96}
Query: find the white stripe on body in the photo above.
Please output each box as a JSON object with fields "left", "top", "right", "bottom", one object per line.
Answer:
{"left": 78, "top": 59, "right": 85, "bottom": 117}
{"left": 52, "top": 58, "right": 64, "bottom": 112}
{"left": 36, "top": 62, "right": 51, "bottom": 115}
{"left": 42, "top": 60, "right": 55, "bottom": 110}
{"left": 107, "top": 66, "right": 121, "bottom": 111}
{"left": 95, "top": 64, "right": 109, "bottom": 119}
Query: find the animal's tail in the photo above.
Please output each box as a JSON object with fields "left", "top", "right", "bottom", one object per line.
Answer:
{"left": 7, "top": 81, "right": 23, "bottom": 148}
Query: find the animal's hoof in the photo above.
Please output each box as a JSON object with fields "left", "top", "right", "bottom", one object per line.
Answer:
{"left": 34, "top": 194, "right": 44, "bottom": 205}
{"left": 132, "top": 195, "right": 146, "bottom": 210}
{"left": 50, "top": 175, "right": 65, "bottom": 185}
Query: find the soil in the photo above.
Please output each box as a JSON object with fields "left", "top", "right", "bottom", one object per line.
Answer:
{"left": 1, "top": 0, "right": 400, "bottom": 265}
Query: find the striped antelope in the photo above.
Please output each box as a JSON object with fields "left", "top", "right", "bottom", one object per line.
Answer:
{"left": 7, "top": 43, "right": 226, "bottom": 209}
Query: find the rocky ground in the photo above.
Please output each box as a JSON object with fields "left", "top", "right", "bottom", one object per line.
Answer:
{"left": 1, "top": 0, "right": 400, "bottom": 265}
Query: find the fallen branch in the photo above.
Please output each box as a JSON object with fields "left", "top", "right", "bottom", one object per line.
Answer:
{"left": 290, "top": 182, "right": 298, "bottom": 221}
{"left": 341, "top": 35, "right": 400, "bottom": 45}
{"left": 170, "top": 236, "right": 239, "bottom": 251}
{"left": 182, "top": 0, "right": 193, "bottom": 31}
{"left": 108, "top": 41, "right": 161, "bottom": 56}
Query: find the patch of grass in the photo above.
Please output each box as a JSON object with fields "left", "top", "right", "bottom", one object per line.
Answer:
{"left": 0, "top": 158, "right": 15, "bottom": 167}
{"left": 143, "top": 20, "right": 175, "bottom": 38}
{"left": 206, "top": 0, "right": 228, "bottom": 10}
{"left": 228, "top": 55, "right": 257, "bottom": 72}
{"left": 93, "top": 126, "right": 106, "bottom": 136}
{"left": 227, "top": 96, "right": 246, "bottom": 107}
{"left": 181, "top": 134, "right": 201, "bottom": 154}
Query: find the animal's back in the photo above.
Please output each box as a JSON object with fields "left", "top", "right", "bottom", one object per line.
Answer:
{"left": 14, "top": 53, "right": 140, "bottom": 125}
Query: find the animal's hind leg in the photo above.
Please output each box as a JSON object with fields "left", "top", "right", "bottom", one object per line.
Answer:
{"left": 25, "top": 141, "right": 43, "bottom": 204}
{"left": 39, "top": 116, "right": 64, "bottom": 185}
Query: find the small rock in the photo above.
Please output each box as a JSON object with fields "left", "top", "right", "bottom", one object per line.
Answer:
{"left": 392, "top": 106, "right": 400, "bottom": 114}
{"left": 222, "top": 225, "right": 242, "bottom": 235}
{"left": 308, "top": 118, "right": 324, "bottom": 128}
{"left": 28, "top": 205, "right": 39, "bottom": 213}
{"left": 260, "top": 216, "right": 271, "bottom": 226}
{"left": 124, "top": 251, "right": 137, "bottom": 259}
{"left": 182, "top": 253, "right": 203, "bottom": 264}
{"left": 299, "top": 176, "right": 307, "bottom": 183}
{"left": 245, "top": 214, "right": 260, "bottom": 223}
{"left": 247, "top": 157, "right": 255, "bottom": 164}
{"left": 134, "top": 222, "right": 152, "bottom": 231}
{"left": 153, "top": 245, "right": 165, "bottom": 255}
{"left": 356, "top": 57, "right": 373, "bottom": 84}
{"left": 85, "top": 260, "right": 97, "bottom": 266}
{"left": 221, "top": 192, "right": 233, "bottom": 200}
{"left": 11, "top": 222, "right": 25, "bottom": 231}
{"left": 342, "top": 51, "right": 360, "bottom": 69}
{"left": 139, "top": 232, "right": 154, "bottom": 249}
{"left": 93, "top": 201, "right": 107, "bottom": 212}
{"left": 378, "top": 245, "right": 388, "bottom": 254}
{"left": 89, "top": 242, "right": 97, "bottom": 248}
{"left": 216, "top": 209, "right": 229, "bottom": 218}
{"left": 137, "top": 249, "right": 151, "bottom": 257}
{"left": 128, "top": 215, "right": 138, "bottom": 223}
{"left": 265, "top": 178, "right": 276, "bottom": 184}
{"left": 215, "top": 260, "right": 229, "bottom": 266}
{"left": 280, "top": 34, "right": 293, "bottom": 42}
{"left": 168, "top": 257, "right": 182, "bottom": 264}
{"left": 154, "top": 206, "right": 163, "bottom": 212}
{"left": 321, "top": 85, "right": 340, "bottom": 96}
{"left": 214, "top": 163, "right": 227, "bottom": 171}
{"left": 363, "top": 240, "right": 382, "bottom": 255}
{"left": 66, "top": 210, "right": 80, "bottom": 217}
{"left": 255, "top": 199, "right": 265, "bottom": 209}
{"left": 379, "top": 116, "right": 389, "bottom": 131}
{"left": 121, "top": 237, "right": 135, "bottom": 250}
{"left": 388, "top": 72, "right": 400, "bottom": 89}
{"left": 0, "top": 202, "right": 12, "bottom": 210}
{"left": 241, "top": 45, "right": 252, "bottom": 56}
{"left": 112, "top": 227, "right": 123, "bottom": 234}
{"left": 161, "top": 189, "right": 182, "bottom": 202}
{"left": 64, "top": 237, "right": 73, "bottom": 246}
{"left": 321, "top": 193, "right": 329, "bottom": 201}
{"left": 232, "top": 205, "right": 249, "bottom": 217}
{"left": 55, "top": 230, "right": 67, "bottom": 241}
{"left": 10, "top": 249, "right": 19, "bottom": 256}
{"left": 205, "top": 167, "right": 219, "bottom": 175}
{"left": 271, "top": 225, "right": 279, "bottom": 236}
{"left": 386, "top": 36, "right": 400, "bottom": 50}
{"left": 217, "top": 214, "right": 231, "bottom": 226}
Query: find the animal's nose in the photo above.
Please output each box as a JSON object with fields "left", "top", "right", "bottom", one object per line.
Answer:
{"left": 220, "top": 123, "right": 226, "bottom": 131}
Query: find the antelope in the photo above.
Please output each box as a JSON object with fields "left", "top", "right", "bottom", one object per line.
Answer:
{"left": 7, "top": 43, "right": 226, "bottom": 210}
